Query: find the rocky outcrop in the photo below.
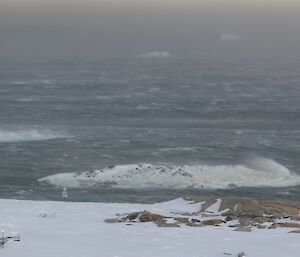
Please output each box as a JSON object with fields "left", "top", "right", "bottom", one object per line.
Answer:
{"left": 192, "top": 197, "right": 300, "bottom": 217}
{"left": 105, "top": 197, "right": 300, "bottom": 232}
{"left": 137, "top": 211, "right": 166, "bottom": 222}
{"left": 105, "top": 211, "right": 166, "bottom": 223}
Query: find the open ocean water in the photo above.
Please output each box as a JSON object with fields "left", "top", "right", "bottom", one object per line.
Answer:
{"left": 0, "top": 58, "right": 300, "bottom": 202}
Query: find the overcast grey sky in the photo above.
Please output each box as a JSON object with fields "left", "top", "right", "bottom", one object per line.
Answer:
{"left": 1, "top": 0, "right": 300, "bottom": 59}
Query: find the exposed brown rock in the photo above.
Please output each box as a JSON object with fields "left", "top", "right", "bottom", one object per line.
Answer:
{"left": 109, "top": 211, "right": 167, "bottom": 223}
{"left": 288, "top": 230, "right": 300, "bottom": 234}
{"left": 277, "top": 222, "right": 300, "bottom": 228}
{"left": 239, "top": 217, "right": 255, "bottom": 227}
{"left": 138, "top": 211, "right": 166, "bottom": 222}
{"left": 105, "top": 197, "right": 300, "bottom": 230}
{"left": 253, "top": 216, "right": 274, "bottom": 224}
{"left": 259, "top": 200, "right": 300, "bottom": 216}
{"left": 256, "top": 224, "right": 267, "bottom": 229}
{"left": 127, "top": 212, "right": 140, "bottom": 221}
{"left": 201, "top": 198, "right": 219, "bottom": 212}
{"left": 291, "top": 216, "right": 300, "bottom": 221}
{"left": 105, "top": 218, "right": 121, "bottom": 223}
{"left": 192, "top": 197, "right": 300, "bottom": 217}
{"left": 230, "top": 199, "right": 264, "bottom": 217}
{"left": 202, "top": 219, "right": 224, "bottom": 226}
{"left": 174, "top": 217, "right": 189, "bottom": 223}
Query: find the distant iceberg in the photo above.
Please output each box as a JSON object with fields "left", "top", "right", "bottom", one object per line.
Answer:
{"left": 139, "top": 51, "right": 171, "bottom": 58}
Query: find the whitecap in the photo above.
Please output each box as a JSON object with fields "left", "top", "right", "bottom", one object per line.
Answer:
{"left": 10, "top": 81, "right": 27, "bottom": 85}
{"left": 139, "top": 51, "right": 171, "bottom": 58}
{"left": 0, "top": 129, "right": 68, "bottom": 143}
{"left": 40, "top": 80, "right": 52, "bottom": 84}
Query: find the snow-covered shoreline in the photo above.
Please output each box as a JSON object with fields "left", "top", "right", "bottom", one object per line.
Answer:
{"left": 1, "top": 198, "right": 300, "bottom": 257}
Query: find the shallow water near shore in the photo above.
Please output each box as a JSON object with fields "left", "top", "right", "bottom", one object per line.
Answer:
{"left": 0, "top": 58, "right": 300, "bottom": 202}
{"left": 1, "top": 184, "right": 300, "bottom": 203}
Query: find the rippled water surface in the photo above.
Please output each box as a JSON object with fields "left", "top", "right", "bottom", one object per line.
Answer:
{"left": 0, "top": 59, "right": 300, "bottom": 202}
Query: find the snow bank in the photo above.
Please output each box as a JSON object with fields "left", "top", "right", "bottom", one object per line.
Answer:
{"left": 1, "top": 198, "right": 300, "bottom": 257}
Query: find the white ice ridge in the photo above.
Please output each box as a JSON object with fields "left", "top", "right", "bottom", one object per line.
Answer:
{"left": 0, "top": 129, "right": 67, "bottom": 143}
{"left": 38, "top": 158, "right": 300, "bottom": 189}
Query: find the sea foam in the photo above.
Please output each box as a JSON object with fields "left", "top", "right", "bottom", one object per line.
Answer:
{"left": 38, "top": 158, "right": 300, "bottom": 189}
{"left": 0, "top": 129, "right": 66, "bottom": 143}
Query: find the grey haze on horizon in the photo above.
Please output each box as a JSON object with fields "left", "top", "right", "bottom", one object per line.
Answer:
{"left": 1, "top": 0, "right": 300, "bottom": 60}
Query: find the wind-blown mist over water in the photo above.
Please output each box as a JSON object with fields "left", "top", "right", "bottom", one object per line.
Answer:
{"left": 0, "top": 59, "right": 300, "bottom": 202}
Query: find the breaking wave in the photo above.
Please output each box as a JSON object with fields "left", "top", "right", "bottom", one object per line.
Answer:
{"left": 0, "top": 129, "right": 67, "bottom": 143}
{"left": 38, "top": 158, "right": 300, "bottom": 189}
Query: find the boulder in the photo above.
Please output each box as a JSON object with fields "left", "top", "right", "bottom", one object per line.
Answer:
{"left": 138, "top": 211, "right": 166, "bottom": 222}
{"left": 174, "top": 217, "right": 189, "bottom": 224}
{"left": 202, "top": 219, "right": 224, "bottom": 226}
{"left": 288, "top": 230, "right": 300, "bottom": 234}
{"left": 256, "top": 224, "right": 267, "bottom": 229}
{"left": 105, "top": 218, "right": 121, "bottom": 223}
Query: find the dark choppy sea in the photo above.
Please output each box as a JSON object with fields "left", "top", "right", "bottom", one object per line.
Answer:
{"left": 0, "top": 58, "right": 300, "bottom": 202}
